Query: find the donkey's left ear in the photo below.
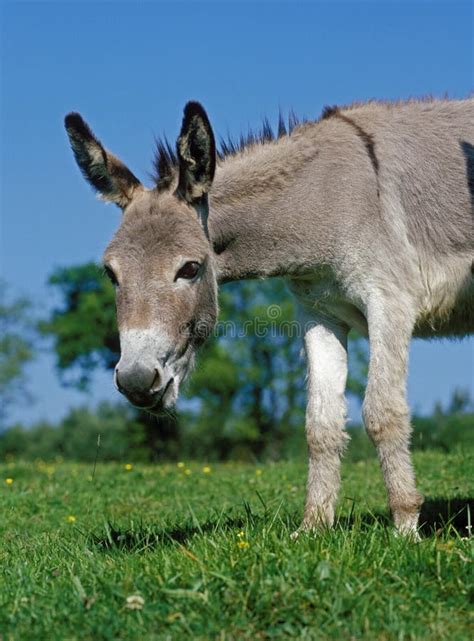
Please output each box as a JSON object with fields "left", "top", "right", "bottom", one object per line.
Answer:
{"left": 176, "top": 102, "right": 216, "bottom": 204}
{"left": 65, "top": 112, "right": 143, "bottom": 209}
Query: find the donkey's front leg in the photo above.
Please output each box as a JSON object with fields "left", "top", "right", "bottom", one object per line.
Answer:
{"left": 298, "top": 322, "right": 349, "bottom": 532}
{"left": 363, "top": 301, "right": 423, "bottom": 536}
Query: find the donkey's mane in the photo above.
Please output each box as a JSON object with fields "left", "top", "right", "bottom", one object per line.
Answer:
{"left": 152, "top": 96, "right": 456, "bottom": 191}
{"left": 152, "top": 110, "right": 305, "bottom": 191}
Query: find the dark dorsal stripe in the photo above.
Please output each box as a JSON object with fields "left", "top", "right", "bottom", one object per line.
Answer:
{"left": 334, "top": 111, "right": 380, "bottom": 177}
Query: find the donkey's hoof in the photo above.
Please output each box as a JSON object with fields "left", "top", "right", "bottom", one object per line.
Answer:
{"left": 393, "top": 507, "right": 421, "bottom": 541}
{"left": 291, "top": 519, "right": 325, "bottom": 540}
{"left": 394, "top": 526, "right": 421, "bottom": 542}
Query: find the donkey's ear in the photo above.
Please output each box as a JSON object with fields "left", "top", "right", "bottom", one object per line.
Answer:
{"left": 64, "top": 113, "right": 142, "bottom": 209}
{"left": 176, "top": 102, "right": 216, "bottom": 204}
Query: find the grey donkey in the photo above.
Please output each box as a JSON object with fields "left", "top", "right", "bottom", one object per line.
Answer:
{"left": 65, "top": 97, "right": 473, "bottom": 535}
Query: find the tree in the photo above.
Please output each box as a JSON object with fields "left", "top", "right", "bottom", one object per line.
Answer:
{"left": 0, "top": 282, "right": 35, "bottom": 428}
{"left": 184, "top": 279, "right": 307, "bottom": 458}
{"left": 39, "top": 264, "right": 119, "bottom": 389}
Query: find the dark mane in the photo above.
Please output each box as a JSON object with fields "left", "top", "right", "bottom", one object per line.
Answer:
{"left": 152, "top": 138, "right": 179, "bottom": 191}
{"left": 152, "top": 110, "right": 304, "bottom": 190}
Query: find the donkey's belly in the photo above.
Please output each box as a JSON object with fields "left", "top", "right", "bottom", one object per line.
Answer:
{"left": 287, "top": 275, "right": 369, "bottom": 336}
{"left": 413, "top": 271, "right": 474, "bottom": 339}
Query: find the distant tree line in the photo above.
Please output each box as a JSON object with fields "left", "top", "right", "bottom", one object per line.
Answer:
{"left": 0, "top": 267, "right": 472, "bottom": 461}
{"left": 1, "top": 394, "right": 472, "bottom": 463}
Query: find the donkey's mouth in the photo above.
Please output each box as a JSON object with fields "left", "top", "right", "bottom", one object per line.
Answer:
{"left": 149, "top": 377, "right": 175, "bottom": 412}
{"left": 140, "top": 377, "right": 177, "bottom": 416}
{"left": 125, "top": 376, "right": 175, "bottom": 414}
{"left": 147, "top": 344, "right": 195, "bottom": 415}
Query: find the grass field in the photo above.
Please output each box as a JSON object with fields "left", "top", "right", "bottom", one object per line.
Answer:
{"left": 1, "top": 450, "right": 472, "bottom": 640}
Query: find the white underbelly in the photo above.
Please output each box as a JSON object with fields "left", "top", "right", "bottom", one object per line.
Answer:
{"left": 287, "top": 276, "right": 369, "bottom": 336}
{"left": 414, "top": 254, "right": 474, "bottom": 337}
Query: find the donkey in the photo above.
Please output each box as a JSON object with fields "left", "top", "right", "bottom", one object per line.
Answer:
{"left": 65, "top": 97, "right": 474, "bottom": 535}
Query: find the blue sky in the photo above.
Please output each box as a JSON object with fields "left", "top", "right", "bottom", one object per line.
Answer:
{"left": 1, "top": 1, "right": 473, "bottom": 425}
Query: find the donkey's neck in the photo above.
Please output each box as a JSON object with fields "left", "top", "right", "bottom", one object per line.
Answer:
{"left": 207, "top": 126, "right": 324, "bottom": 283}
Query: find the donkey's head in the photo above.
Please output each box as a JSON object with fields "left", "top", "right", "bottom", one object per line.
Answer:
{"left": 65, "top": 103, "right": 218, "bottom": 412}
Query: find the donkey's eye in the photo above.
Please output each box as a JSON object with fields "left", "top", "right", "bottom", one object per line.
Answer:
{"left": 104, "top": 265, "right": 119, "bottom": 286}
{"left": 175, "top": 261, "right": 201, "bottom": 281}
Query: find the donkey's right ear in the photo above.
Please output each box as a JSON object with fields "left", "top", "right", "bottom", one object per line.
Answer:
{"left": 176, "top": 102, "right": 216, "bottom": 204}
{"left": 64, "top": 113, "right": 142, "bottom": 209}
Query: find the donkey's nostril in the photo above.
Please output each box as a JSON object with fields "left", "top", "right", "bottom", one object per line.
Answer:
{"left": 150, "top": 368, "right": 161, "bottom": 393}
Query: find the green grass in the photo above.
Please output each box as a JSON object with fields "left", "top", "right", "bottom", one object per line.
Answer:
{"left": 1, "top": 451, "right": 472, "bottom": 640}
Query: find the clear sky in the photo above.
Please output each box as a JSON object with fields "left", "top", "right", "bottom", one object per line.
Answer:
{"left": 1, "top": 1, "right": 473, "bottom": 425}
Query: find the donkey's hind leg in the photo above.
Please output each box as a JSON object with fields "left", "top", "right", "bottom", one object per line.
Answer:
{"left": 296, "top": 320, "right": 350, "bottom": 533}
{"left": 363, "top": 299, "right": 423, "bottom": 535}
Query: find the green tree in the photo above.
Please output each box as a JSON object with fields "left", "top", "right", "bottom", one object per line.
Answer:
{"left": 0, "top": 282, "right": 35, "bottom": 428}
{"left": 39, "top": 264, "right": 119, "bottom": 389}
{"left": 183, "top": 279, "right": 307, "bottom": 459}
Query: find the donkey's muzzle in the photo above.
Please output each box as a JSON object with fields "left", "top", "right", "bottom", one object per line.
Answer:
{"left": 115, "top": 362, "right": 165, "bottom": 409}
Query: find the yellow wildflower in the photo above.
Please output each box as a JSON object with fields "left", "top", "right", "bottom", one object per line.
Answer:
{"left": 437, "top": 541, "right": 456, "bottom": 552}
{"left": 67, "top": 515, "right": 76, "bottom": 523}
{"left": 5, "top": 478, "right": 13, "bottom": 485}
{"left": 237, "top": 531, "right": 245, "bottom": 538}
{"left": 177, "top": 462, "right": 185, "bottom": 469}
{"left": 184, "top": 468, "right": 192, "bottom": 476}
{"left": 124, "top": 463, "right": 133, "bottom": 471}
{"left": 202, "top": 466, "right": 211, "bottom": 474}
{"left": 237, "top": 540, "right": 249, "bottom": 549}
{"left": 167, "top": 612, "right": 181, "bottom": 622}
{"left": 255, "top": 469, "right": 262, "bottom": 476}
